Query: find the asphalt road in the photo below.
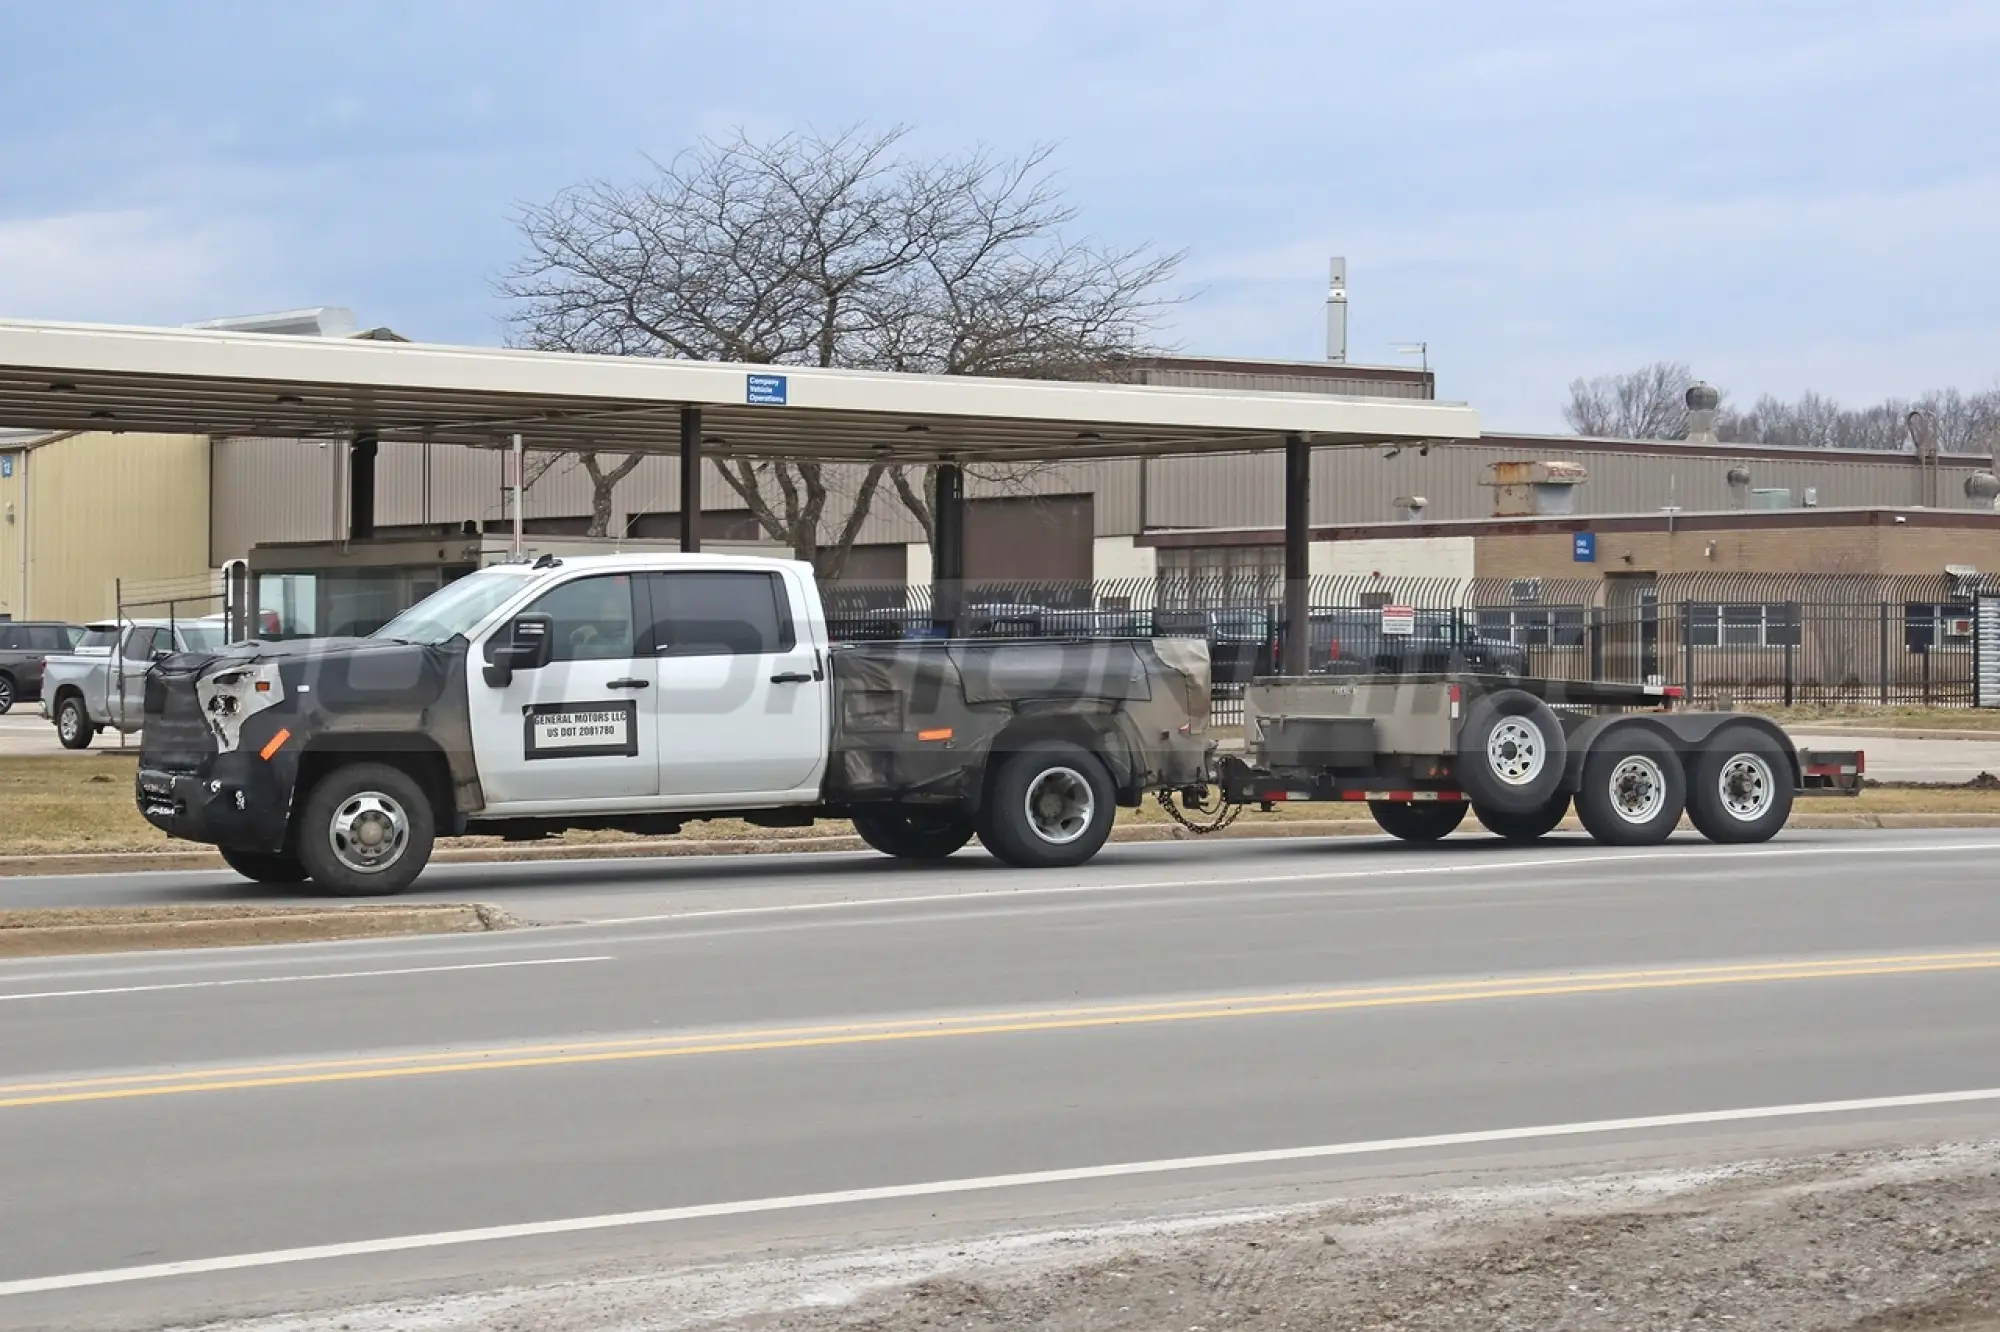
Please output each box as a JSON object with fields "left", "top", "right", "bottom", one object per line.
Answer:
{"left": 4, "top": 830, "right": 2000, "bottom": 1330}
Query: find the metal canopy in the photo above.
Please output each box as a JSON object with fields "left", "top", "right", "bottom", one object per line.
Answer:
{"left": 0, "top": 318, "right": 1479, "bottom": 463}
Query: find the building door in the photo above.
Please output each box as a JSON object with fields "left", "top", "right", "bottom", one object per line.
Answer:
{"left": 1604, "top": 573, "right": 1659, "bottom": 684}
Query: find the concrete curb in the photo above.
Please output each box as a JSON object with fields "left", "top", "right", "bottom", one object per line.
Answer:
{"left": 2, "top": 812, "right": 1997, "bottom": 880}
{"left": 0, "top": 903, "right": 511, "bottom": 958}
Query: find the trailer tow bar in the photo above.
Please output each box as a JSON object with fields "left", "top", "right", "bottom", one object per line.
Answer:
{"left": 1157, "top": 786, "right": 1245, "bottom": 835}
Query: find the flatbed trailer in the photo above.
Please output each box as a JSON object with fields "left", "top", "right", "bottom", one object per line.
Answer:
{"left": 1206, "top": 673, "right": 1863, "bottom": 846}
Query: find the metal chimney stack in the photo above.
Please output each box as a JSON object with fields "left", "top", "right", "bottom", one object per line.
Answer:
{"left": 1325, "top": 257, "right": 1347, "bottom": 363}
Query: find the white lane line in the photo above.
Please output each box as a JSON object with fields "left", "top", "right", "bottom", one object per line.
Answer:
{"left": 0, "top": 956, "right": 613, "bottom": 1002}
{"left": 5, "top": 1086, "right": 1996, "bottom": 1297}
{"left": 576, "top": 840, "right": 2000, "bottom": 928}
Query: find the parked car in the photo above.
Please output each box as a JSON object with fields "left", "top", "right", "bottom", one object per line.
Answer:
{"left": 1307, "top": 607, "right": 1529, "bottom": 678}
{"left": 41, "top": 617, "right": 228, "bottom": 749}
{"left": 0, "top": 621, "right": 84, "bottom": 714}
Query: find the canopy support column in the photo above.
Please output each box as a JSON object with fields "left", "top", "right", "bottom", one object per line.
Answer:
{"left": 348, "top": 429, "right": 377, "bottom": 541}
{"left": 931, "top": 460, "right": 965, "bottom": 637}
{"left": 1282, "top": 433, "right": 1312, "bottom": 676}
{"left": 679, "top": 407, "right": 702, "bottom": 553}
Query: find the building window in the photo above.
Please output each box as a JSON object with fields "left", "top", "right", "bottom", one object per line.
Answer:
{"left": 1905, "top": 602, "right": 1974, "bottom": 651}
{"left": 1157, "top": 546, "right": 1283, "bottom": 608}
{"left": 1687, "top": 602, "right": 1802, "bottom": 648}
{"left": 1475, "top": 607, "right": 1588, "bottom": 647}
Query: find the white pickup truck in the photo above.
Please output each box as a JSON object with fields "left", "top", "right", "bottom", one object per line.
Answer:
{"left": 136, "top": 554, "right": 1213, "bottom": 894}
{"left": 42, "top": 617, "right": 227, "bottom": 749}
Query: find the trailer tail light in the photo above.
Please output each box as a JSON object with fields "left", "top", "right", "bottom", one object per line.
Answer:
{"left": 1449, "top": 683, "right": 1461, "bottom": 720}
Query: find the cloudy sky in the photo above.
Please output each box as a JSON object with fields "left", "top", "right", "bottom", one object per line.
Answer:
{"left": 1, "top": 0, "right": 1993, "bottom": 430}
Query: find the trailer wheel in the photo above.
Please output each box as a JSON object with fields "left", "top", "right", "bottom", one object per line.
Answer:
{"left": 1368, "top": 799, "right": 1468, "bottom": 842}
{"left": 978, "top": 740, "right": 1116, "bottom": 868}
{"left": 1473, "top": 794, "right": 1571, "bottom": 843}
{"left": 218, "top": 847, "right": 311, "bottom": 885}
{"left": 1575, "top": 728, "right": 1686, "bottom": 846}
{"left": 1686, "top": 725, "right": 1794, "bottom": 844}
{"left": 1456, "top": 689, "right": 1568, "bottom": 815}
{"left": 295, "top": 762, "right": 435, "bottom": 896}
{"left": 851, "top": 809, "right": 977, "bottom": 861}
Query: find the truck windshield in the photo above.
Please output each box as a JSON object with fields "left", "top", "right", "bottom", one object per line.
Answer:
{"left": 371, "top": 568, "right": 537, "bottom": 646}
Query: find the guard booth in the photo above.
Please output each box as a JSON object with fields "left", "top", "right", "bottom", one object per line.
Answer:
{"left": 241, "top": 533, "right": 786, "bottom": 639}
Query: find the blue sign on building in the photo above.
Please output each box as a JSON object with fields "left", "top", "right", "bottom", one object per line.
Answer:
{"left": 1572, "top": 531, "right": 1596, "bottom": 563}
{"left": 746, "top": 373, "right": 788, "bottom": 406}
{"left": 0, "top": 454, "right": 12, "bottom": 479}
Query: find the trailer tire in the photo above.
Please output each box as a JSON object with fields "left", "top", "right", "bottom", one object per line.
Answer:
{"left": 1456, "top": 689, "right": 1567, "bottom": 815}
{"left": 851, "top": 809, "right": 977, "bottom": 861}
{"left": 218, "top": 847, "right": 312, "bottom": 885}
{"left": 1368, "top": 799, "right": 1468, "bottom": 842}
{"left": 56, "top": 696, "right": 94, "bottom": 750}
{"left": 1686, "top": 725, "right": 1794, "bottom": 844}
{"left": 1473, "top": 794, "right": 1571, "bottom": 843}
{"left": 978, "top": 740, "right": 1116, "bottom": 869}
{"left": 295, "top": 762, "right": 435, "bottom": 896}
{"left": 1575, "top": 728, "right": 1686, "bottom": 846}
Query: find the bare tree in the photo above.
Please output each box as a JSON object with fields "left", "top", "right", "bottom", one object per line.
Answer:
{"left": 1562, "top": 361, "right": 1701, "bottom": 439}
{"left": 501, "top": 126, "right": 1182, "bottom": 572}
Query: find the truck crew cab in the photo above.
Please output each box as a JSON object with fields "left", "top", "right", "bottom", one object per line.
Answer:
{"left": 137, "top": 554, "right": 1212, "bottom": 894}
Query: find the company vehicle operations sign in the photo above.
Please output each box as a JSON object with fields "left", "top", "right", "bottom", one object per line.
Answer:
{"left": 746, "top": 373, "right": 788, "bottom": 405}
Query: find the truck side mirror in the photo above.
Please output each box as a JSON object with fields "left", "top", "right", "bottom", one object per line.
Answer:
{"left": 482, "top": 613, "right": 554, "bottom": 688}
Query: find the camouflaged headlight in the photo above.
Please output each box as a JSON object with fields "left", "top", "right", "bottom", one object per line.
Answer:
{"left": 195, "top": 662, "right": 285, "bottom": 753}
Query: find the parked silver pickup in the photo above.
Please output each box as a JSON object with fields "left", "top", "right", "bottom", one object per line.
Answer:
{"left": 42, "top": 617, "right": 227, "bottom": 749}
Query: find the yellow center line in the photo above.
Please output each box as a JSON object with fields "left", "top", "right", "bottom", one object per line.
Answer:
{"left": 7, "top": 950, "right": 1999, "bottom": 1111}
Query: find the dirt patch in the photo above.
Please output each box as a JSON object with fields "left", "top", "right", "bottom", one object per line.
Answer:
{"left": 0, "top": 902, "right": 514, "bottom": 957}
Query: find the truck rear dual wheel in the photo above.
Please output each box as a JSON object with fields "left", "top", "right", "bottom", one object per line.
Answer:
{"left": 851, "top": 809, "right": 977, "bottom": 861}
{"left": 1368, "top": 800, "right": 1467, "bottom": 842}
{"left": 1576, "top": 729, "right": 1686, "bottom": 846}
{"left": 1685, "top": 725, "right": 1793, "bottom": 844}
{"left": 296, "top": 762, "right": 436, "bottom": 896}
{"left": 978, "top": 740, "right": 1117, "bottom": 869}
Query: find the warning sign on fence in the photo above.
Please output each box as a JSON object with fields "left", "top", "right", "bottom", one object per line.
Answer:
{"left": 1380, "top": 604, "right": 1416, "bottom": 636}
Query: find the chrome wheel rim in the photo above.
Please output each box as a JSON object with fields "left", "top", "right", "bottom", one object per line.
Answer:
{"left": 1718, "top": 753, "right": 1776, "bottom": 821}
{"left": 0, "top": 680, "right": 12, "bottom": 709}
{"left": 1609, "top": 755, "right": 1668, "bottom": 824}
{"left": 328, "top": 791, "right": 410, "bottom": 874}
{"left": 59, "top": 706, "right": 80, "bottom": 742}
{"left": 1486, "top": 717, "right": 1546, "bottom": 786}
{"left": 1024, "top": 766, "right": 1095, "bottom": 845}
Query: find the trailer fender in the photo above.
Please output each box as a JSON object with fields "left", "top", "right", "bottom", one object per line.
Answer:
{"left": 1559, "top": 713, "right": 1800, "bottom": 794}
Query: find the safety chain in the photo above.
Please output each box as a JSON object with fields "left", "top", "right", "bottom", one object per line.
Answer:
{"left": 1156, "top": 787, "right": 1245, "bottom": 835}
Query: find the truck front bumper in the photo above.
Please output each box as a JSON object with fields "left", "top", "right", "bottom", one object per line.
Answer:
{"left": 137, "top": 757, "right": 292, "bottom": 852}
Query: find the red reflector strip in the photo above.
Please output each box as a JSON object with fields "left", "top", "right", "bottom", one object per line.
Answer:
{"left": 1338, "top": 790, "right": 1465, "bottom": 803}
{"left": 1806, "top": 763, "right": 1861, "bottom": 778}
{"left": 1663, "top": 686, "right": 1685, "bottom": 698}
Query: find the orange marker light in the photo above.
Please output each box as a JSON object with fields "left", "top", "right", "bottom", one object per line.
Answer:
{"left": 259, "top": 728, "right": 291, "bottom": 761}
{"left": 917, "top": 728, "right": 953, "bottom": 742}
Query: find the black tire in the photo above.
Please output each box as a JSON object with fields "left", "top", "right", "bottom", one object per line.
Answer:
{"left": 1455, "top": 689, "right": 1568, "bottom": 815}
{"left": 56, "top": 697, "right": 93, "bottom": 750}
{"left": 851, "top": 808, "right": 977, "bottom": 861}
{"left": 1473, "top": 794, "right": 1572, "bottom": 843}
{"left": 1368, "top": 799, "right": 1468, "bottom": 842}
{"left": 294, "top": 762, "right": 436, "bottom": 896}
{"left": 0, "top": 673, "right": 14, "bottom": 715}
{"left": 1574, "top": 727, "right": 1687, "bottom": 847}
{"left": 218, "top": 846, "right": 311, "bottom": 885}
{"left": 1685, "top": 725, "right": 1795, "bottom": 845}
{"left": 977, "top": 739, "right": 1116, "bottom": 869}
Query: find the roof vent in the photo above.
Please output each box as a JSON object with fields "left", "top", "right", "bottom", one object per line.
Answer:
{"left": 1392, "top": 495, "right": 1428, "bottom": 522}
{"left": 1482, "top": 460, "right": 1587, "bottom": 517}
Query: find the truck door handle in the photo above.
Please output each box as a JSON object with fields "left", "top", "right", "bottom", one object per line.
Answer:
{"left": 770, "top": 671, "right": 813, "bottom": 684}
{"left": 605, "top": 678, "right": 650, "bottom": 690}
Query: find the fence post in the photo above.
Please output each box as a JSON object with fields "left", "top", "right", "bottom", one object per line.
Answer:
{"left": 1879, "top": 601, "right": 1890, "bottom": 705}
{"left": 1783, "top": 600, "right": 1797, "bottom": 707}
{"left": 1681, "top": 599, "right": 1696, "bottom": 699}
{"left": 1589, "top": 607, "right": 1604, "bottom": 682}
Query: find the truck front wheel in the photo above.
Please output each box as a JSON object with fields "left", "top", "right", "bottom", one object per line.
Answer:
{"left": 978, "top": 740, "right": 1116, "bottom": 869}
{"left": 1369, "top": 799, "right": 1468, "bottom": 842}
{"left": 296, "top": 762, "right": 436, "bottom": 896}
{"left": 851, "top": 809, "right": 976, "bottom": 861}
{"left": 219, "top": 847, "right": 311, "bottom": 885}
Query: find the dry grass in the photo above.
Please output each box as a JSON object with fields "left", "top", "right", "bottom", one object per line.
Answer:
{"left": 1, "top": 754, "right": 1996, "bottom": 863}
{"left": 1744, "top": 703, "right": 2000, "bottom": 732}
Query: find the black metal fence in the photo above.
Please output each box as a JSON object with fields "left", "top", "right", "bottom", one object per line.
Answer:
{"left": 821, "top": 573, "right": 1986, "bottom": 722}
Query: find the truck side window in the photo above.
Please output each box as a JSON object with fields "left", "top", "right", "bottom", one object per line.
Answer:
{"left": 123, "top": 628, "right": 159, "bottom": 661}
{"left": 646, "top": 572, "right": 794, "bottom": 658}
{"left": 525, "top": 575, "right": 638, "bottom": 662}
